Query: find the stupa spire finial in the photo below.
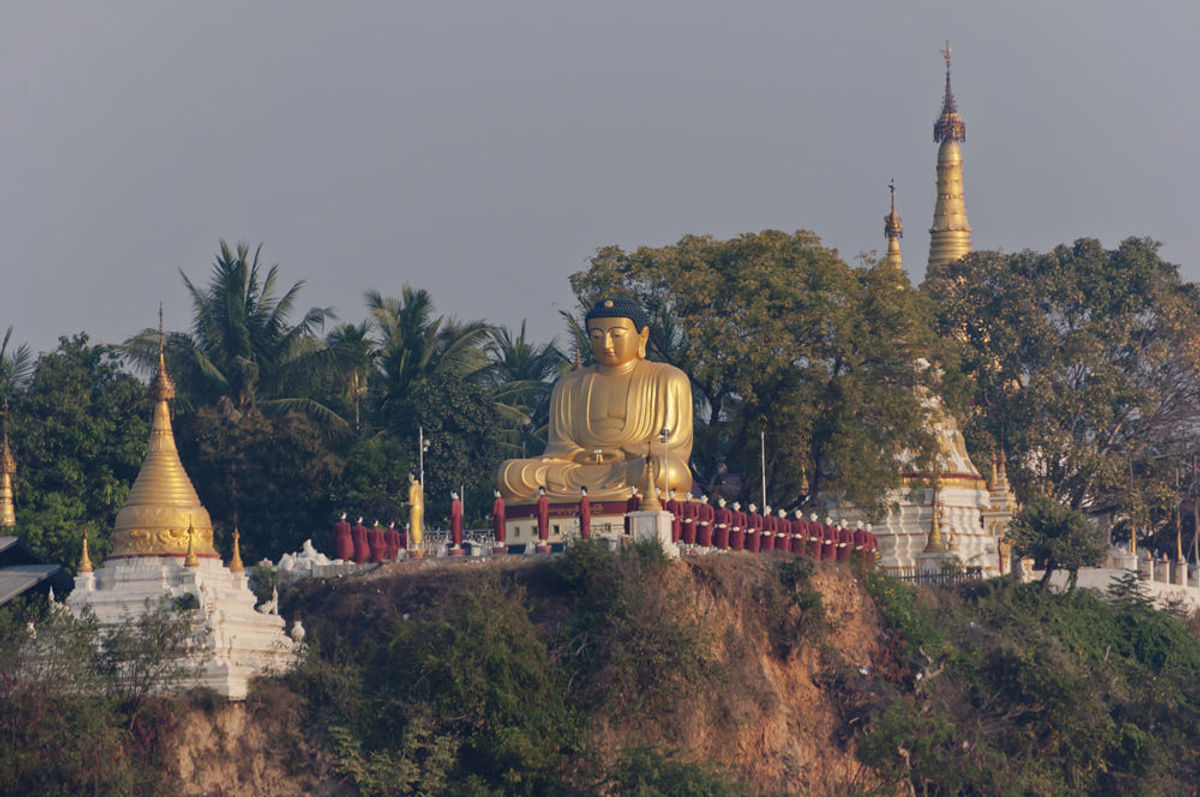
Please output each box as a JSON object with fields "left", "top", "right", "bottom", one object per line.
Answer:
{"left": 884, "top": 179, "right": 903, "bottom": 271}
{"left": 933, "top": 40, "right": 966, "bottom": 143}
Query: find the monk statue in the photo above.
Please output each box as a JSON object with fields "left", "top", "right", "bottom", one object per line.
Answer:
{"left": 497, "top": 297, "right": 693, "bottom": 502}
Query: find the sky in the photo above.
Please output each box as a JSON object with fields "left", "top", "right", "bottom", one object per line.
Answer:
{"left": 2, "top": 1, "right": 1198, "bottom": 356}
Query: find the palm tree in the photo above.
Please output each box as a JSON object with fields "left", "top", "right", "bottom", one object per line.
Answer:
{"left": 323, "top": 321, "right": 377, "bottom": 431}
{"left": 0, "top": 326, "right": 33, "bottom": 402}
{"left": 365, "top": 286, "right": 490, "bottom": 418}
{"left": 485, "top": 321, "right": 568, "bottom": 455}
{"left": 125, "top": 242, "right": 345, "bottom": 429}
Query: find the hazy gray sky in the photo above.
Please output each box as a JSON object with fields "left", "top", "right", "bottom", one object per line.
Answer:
{"left": 3, "top": 1, "right": 1198, "bottom": 355}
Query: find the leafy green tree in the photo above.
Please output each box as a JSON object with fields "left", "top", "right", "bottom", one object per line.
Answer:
{"left": 333, "top": 435, "right": 412, "bottom": 526}
{"left": 570, "top": 230, "right": 951, "bottom": 512}
{"left": 9, "top": 335, "right": 149, "bottom": 567}
{"left": 1010, "top": 496, "right": 1106, "bottom": 592}
{"left": 175, "top": 407, "right": 343, "bottom": 561}
{"left": 399, "top": 375, "right": 503, "bottom": 526}
{"left": 924, "top": 238, "right": 1200, "bottom": 545}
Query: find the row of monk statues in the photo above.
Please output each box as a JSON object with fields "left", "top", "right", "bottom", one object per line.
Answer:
{"left": 331, "top": 297, "right": 877, "bottom": 563}
{"left": 331, "top": 513, "right": 407, "bottom": 564}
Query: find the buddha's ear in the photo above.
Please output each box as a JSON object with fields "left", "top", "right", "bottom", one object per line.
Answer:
{"left": 637, "top": 326, "right": 650, "bottom": 358}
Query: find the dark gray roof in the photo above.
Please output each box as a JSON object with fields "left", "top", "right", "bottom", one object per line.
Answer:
{"left": 0, "top": 563, "right": 64, "bottom": 605}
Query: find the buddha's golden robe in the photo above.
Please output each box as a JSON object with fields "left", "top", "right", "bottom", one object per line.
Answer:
{"left": 498, "top": 359, "right": 693, "bottom": 502}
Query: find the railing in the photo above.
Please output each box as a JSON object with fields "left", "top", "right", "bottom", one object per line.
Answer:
{"left": 893, "top": 567, "right": 985, "bottom": 586}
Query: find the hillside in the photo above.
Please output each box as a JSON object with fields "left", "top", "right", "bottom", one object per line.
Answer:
{"left": 7, "top": 543, "right": 1200, "bottom": 795}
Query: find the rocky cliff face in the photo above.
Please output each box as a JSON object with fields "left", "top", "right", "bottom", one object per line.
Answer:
{"left": 587, "top": 558, "right": 888, "bottom": 795}
{"left": 169, "top": 555, "right": 889, "bottom": 796}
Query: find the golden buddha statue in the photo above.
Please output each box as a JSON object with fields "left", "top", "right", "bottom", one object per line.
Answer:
{"left": 497, "top": 297, "right": 693, "bottom": 502}
{"left": 408, "top": 474, "right": 424, "bottom": 545}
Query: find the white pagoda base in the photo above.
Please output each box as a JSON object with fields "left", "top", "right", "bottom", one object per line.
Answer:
{"left": 67, "top": 556, "right": 297, "bottom": 700}
{"left": 836, "top": 483, "right": 1001, "bottom": 575}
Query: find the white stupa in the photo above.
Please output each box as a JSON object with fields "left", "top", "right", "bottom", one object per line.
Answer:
{"left": 67, "top": 339, "right": 296, "bottom": 699}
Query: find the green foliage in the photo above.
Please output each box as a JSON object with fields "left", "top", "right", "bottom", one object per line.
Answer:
{"left": 176, "top": 406, "right": 343, "bottom": 560}
{"left": 571, "top": 230, "right": 954, "bottom": 513}
{"left": 8, "top": 334, "right": 149, "bottom": 567}
{"left": 859, "top": 574, "right": 1200, "bottom": 795}
{"left": 334, "top": 435, "right": 413, "bottom": 523}
{"left": 553, "top": 539, "right": 719, "bottom": 719}
{"left": 1009, "top": 497, "right": 1106, "bottom": 592}
{"left": 604, "top": 747, "right": 750, "bottom": 797}
{"left": 286, "top": 571, "right": 582, "bottom": 796}
{"left": 924, "top": 238, "right": 1200, "bottom": 542}
{"left": 0, "top": 597, "right": 208, "bottom": 795}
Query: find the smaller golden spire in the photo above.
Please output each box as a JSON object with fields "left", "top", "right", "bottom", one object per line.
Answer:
{"left": 79, "top": 527, "right": 93, "bottom": 573}
{"left": 229, "top": 526, "right": 244, "bottom": 573}
{"left": 151, "top": 305, "right": 176, "bottom": 402}
{"left": 184, "top": 519, "right": 199, "bottom": 567}
{"left": 884, "top": 179, "right": 903, "bottom": 272}
{"left": 0, "top": 400, "right": 16, "bottom": 528}
{"left": 924, "top": 494, "right": 950, "bottom": 554}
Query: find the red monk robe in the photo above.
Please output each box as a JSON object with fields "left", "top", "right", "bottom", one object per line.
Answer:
{"left": 537, "top": 488, "right": 551, "bottom": 544}
{"left": 579, "top": 487, "right": 592, "bottom": 539}
{"left": 385, "top": 522, "right": 401, "bottom": 560}
{"left": 714, "top": 500, "right": 732, "bottom": 550}
{"left": 746, "top": 507, "right": 762, "bottom": 553}
{"left": 697, "top": 497, "right": 715, "bottom": 547}
{"left": 368, "top": 521, "right": 387, "bottom": 563}
{"left": 681, "top": 495, "right": 698, "bottom": 545}
{"left": 450, "top": 493, "right": 464, "bottom": 551}
{"left": 491, "top": 491, "right": 507, "bottom": 549}
{"left": 351, "top": 517, "right": 370, "bottom": 563}
{"left": 334, "top": 513, "right": 353, "bottom": 562}
{"left": 730, "top": 504, "right": 746, "bottom": 551}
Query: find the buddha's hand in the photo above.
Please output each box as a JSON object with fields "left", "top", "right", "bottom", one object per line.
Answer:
{"left": 573, "top": 448, "right": 625, "bottom": 464}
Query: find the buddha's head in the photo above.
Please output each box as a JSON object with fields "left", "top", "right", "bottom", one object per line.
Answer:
{"left": 585, "top": 298, "right": 650, "bottom": 368}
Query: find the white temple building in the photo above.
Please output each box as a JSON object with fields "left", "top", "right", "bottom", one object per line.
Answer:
{"left": 67, "top": 342, "right": 296, "bottom": 699}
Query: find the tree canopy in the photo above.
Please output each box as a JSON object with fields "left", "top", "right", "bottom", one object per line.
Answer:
{"left": 571, "top": 230, "right": 955, "bottom": 513}
{"left": 924, "top": 237, "right": 1200, "bottom": 548}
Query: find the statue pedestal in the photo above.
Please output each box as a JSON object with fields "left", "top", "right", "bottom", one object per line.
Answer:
{"left": 535, "top": 542, "right": 553, "bottom": 554}
{"left": 629, "top": 510, "right": 678, "bottom": 559}
{"left": 449, "top": 546, "right": 466, "bottom": 557}
{"left": 409, "top": 549, "right": 426, "bottom": 559}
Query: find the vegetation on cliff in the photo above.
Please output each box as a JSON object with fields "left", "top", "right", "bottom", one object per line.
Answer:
{"left": 6, "top": 548, "right": 1200, "bottom": 795}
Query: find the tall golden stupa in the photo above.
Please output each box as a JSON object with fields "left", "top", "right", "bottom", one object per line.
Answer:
{"left": 109, "top": 327, "right": 217, "bottom": 559}
{"left": 927, "top": 40, "right": 972, "bottom": 270}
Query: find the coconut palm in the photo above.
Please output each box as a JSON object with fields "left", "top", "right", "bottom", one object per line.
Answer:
{"left": 485, "top": 321, "right": 568, "bottom": 455}
{"left": 365, "top": 286, "right": 490, "bottom": 419}
{"left": 323, "top": 320, "right": 377, "bottom": 431}
{"left": 0, "top": 326, "right": 33, "bottom": 401}
{"left": 125, "top": 242, "right": 345, "bottom": 429}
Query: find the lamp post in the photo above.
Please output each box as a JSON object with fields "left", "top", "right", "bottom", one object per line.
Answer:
{"left": 418, "top": 426, "right": 430, "bottom": 488}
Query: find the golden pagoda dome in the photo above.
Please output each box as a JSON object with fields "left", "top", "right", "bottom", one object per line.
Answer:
{"left": 110, "top": 326, "right": 217, "bottom": 559}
